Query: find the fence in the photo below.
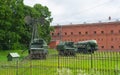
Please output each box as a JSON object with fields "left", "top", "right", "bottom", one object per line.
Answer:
{"left": 0, "top": 50, "right": 120, "bottom": 75}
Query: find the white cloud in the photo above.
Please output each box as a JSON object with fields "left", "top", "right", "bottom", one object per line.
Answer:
{"left": 24, "top": 0, "right": 120, "bottom": 25}
{"left": 24, "top": 0, "right": 65, "bottom": 15}
{"left": 24, "top": 0, "right": 66, "bottom": 24}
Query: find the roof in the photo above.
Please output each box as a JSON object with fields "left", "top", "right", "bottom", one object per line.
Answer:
{"left": 53, "top": 21, "right": 120, "bottom": 27}
{"left": 8, "top": 53, "right": 20, "bottom": 57}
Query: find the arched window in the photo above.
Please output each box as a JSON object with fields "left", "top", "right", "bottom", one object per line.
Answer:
{"left": 79, "top": 32, "right": 81, "bottom": 35}
{"left": 101, "top": 31, "right": 104, "bottom": 34}
{"left": 71, "top": 32, "right": 73, "bottom": 35}
{"left": 119, "top": 30, "right": 120, "bottom": 33}
{"left": 52, "top": 33, "right": 54, "bottom": 35}
{"left": 57, "top": 33, "right": 60, "bottom": 35}
{"left": 111, "top": 30, "right": 114, "bottom": 34}
{"left": 111, "top": 46, "right": 114, "bottom": 49}
{"left": 85, "top": 32, "right": 88, "bottom": 34}
{"left": 65, "top": 32, "right": 67, "bottom": 35}
{"left": 101, "top": 46, "right": 104, "bottom": 48}
{"left": 119, "top": 46, "right": 120, "bottom": 49}
{"left": 94, "top": 31, "right": 96, "bottom": 34}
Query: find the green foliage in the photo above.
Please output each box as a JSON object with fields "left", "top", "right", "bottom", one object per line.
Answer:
{"left": 24, "top": 4, "right": 53, "bottom": 44}
{"left": 31, "top": 4, "right": 53, "bottom": 43}
{"left": 0, "top": 0, "right": 25, "bottom": 50}
{"left": 0, "top": 0, "right": 53, "bottom": 50}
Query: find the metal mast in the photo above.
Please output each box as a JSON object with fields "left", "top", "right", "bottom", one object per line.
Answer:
{"left": 31, "top": 19, "right": 39, "bottom": 42}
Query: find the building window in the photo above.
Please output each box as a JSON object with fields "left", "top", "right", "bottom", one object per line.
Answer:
{"left": 111, "top": 30, "right": 114, "bottom": 34}
{"left": 52, "top": 33, "right": 54, "bottom": 36}
{"left": 71, "top": 32, "right": 73, "bottom": 35}
{"left": 111, "top": 46, "right": 114, "bottom": 49}
{"left": 119, "top": 30, "right": 120, "bottom": 33}
{"left": 57, "top": 33, "right": 60, "bottom": 35}
{"left": 85, "top": 32, "right": 88, "bottom": 34}
{"left": 65, "top": 32, "right": 67, "bottom": 35}
{"left": 101, "top": 38, "right": 103, "bottom": 41}
{"left": 79, "top": 32, "right": 81, "bottom": 35}
{"left": 101, "top": 31, "right": 104, "bottom": 34}
{"left": 101, "top": 46, "right": 104, "bottom": 48}
{"left": 94, "top": 31, "right": 96, "bottom": 34}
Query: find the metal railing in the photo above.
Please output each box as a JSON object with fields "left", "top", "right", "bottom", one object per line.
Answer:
{"left": 0, "top": 50, "right": 120, "bottom": 75}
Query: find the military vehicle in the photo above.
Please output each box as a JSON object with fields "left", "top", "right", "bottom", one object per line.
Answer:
{"left": 28, "top": 20, "right": 48, "bottom": 59}
{"left": 29, "top": 38, "right": 48, "bottom": 59}
{"left": 75, "top": 40, "right": 98, "bottom": 53}
{"left": 56, "top": 41, "right": 76, "bottom": 56}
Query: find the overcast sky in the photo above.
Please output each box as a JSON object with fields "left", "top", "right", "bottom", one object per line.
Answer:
{"left": 24, "top": 0, "right": 120, "bottom": 25}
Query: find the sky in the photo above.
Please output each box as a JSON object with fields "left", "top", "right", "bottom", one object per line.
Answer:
{"left": 23, "top": 0, "right": 120, "bottom": 25}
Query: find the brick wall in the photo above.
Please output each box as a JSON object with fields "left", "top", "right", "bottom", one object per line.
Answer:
{"left": 50, "top": 22, "right": 120, "bottom": 50}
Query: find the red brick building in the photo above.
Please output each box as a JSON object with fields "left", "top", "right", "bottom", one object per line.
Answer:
{"left": 50, "top": 22, "right": 120, "bottom": 50}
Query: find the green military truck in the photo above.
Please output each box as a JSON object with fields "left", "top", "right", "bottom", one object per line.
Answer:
{"left": 29, "top": 38, "right": 48, "bottom": 59}
{"left": 75, "top": 40, "right": 98, "bottom": 53}
{"left": 56, "top": 41, "right": 77, "bottom": 56}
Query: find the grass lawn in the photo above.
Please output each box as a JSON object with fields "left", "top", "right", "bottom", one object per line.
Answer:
{"left": 0, "top": 49, "right": 120, "bottom": 75}
{"left": 0, "top": 49, "right": 28, "bottom": 61}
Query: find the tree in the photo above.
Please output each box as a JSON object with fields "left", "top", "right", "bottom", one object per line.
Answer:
{"left": 33, "top": 4, "right": 53, "bottom": 43}
{"left": 0, "top": 0, "right": 26, "bottom": 50}
{"left": 0, "top": 1, "right": 53, "bottom": 50}
{"left": 10, "top": 0, "right": 27, "bottom": 49}
{"left": 24, "top": 4, "right": 53, "bottom": 44}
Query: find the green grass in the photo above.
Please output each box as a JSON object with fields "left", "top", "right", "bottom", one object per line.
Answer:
{"left": 0, "top": 49, "right": 120, "bottom": 75}
{"left": 0, "top": 49, "right": 28, "bottom": 61}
